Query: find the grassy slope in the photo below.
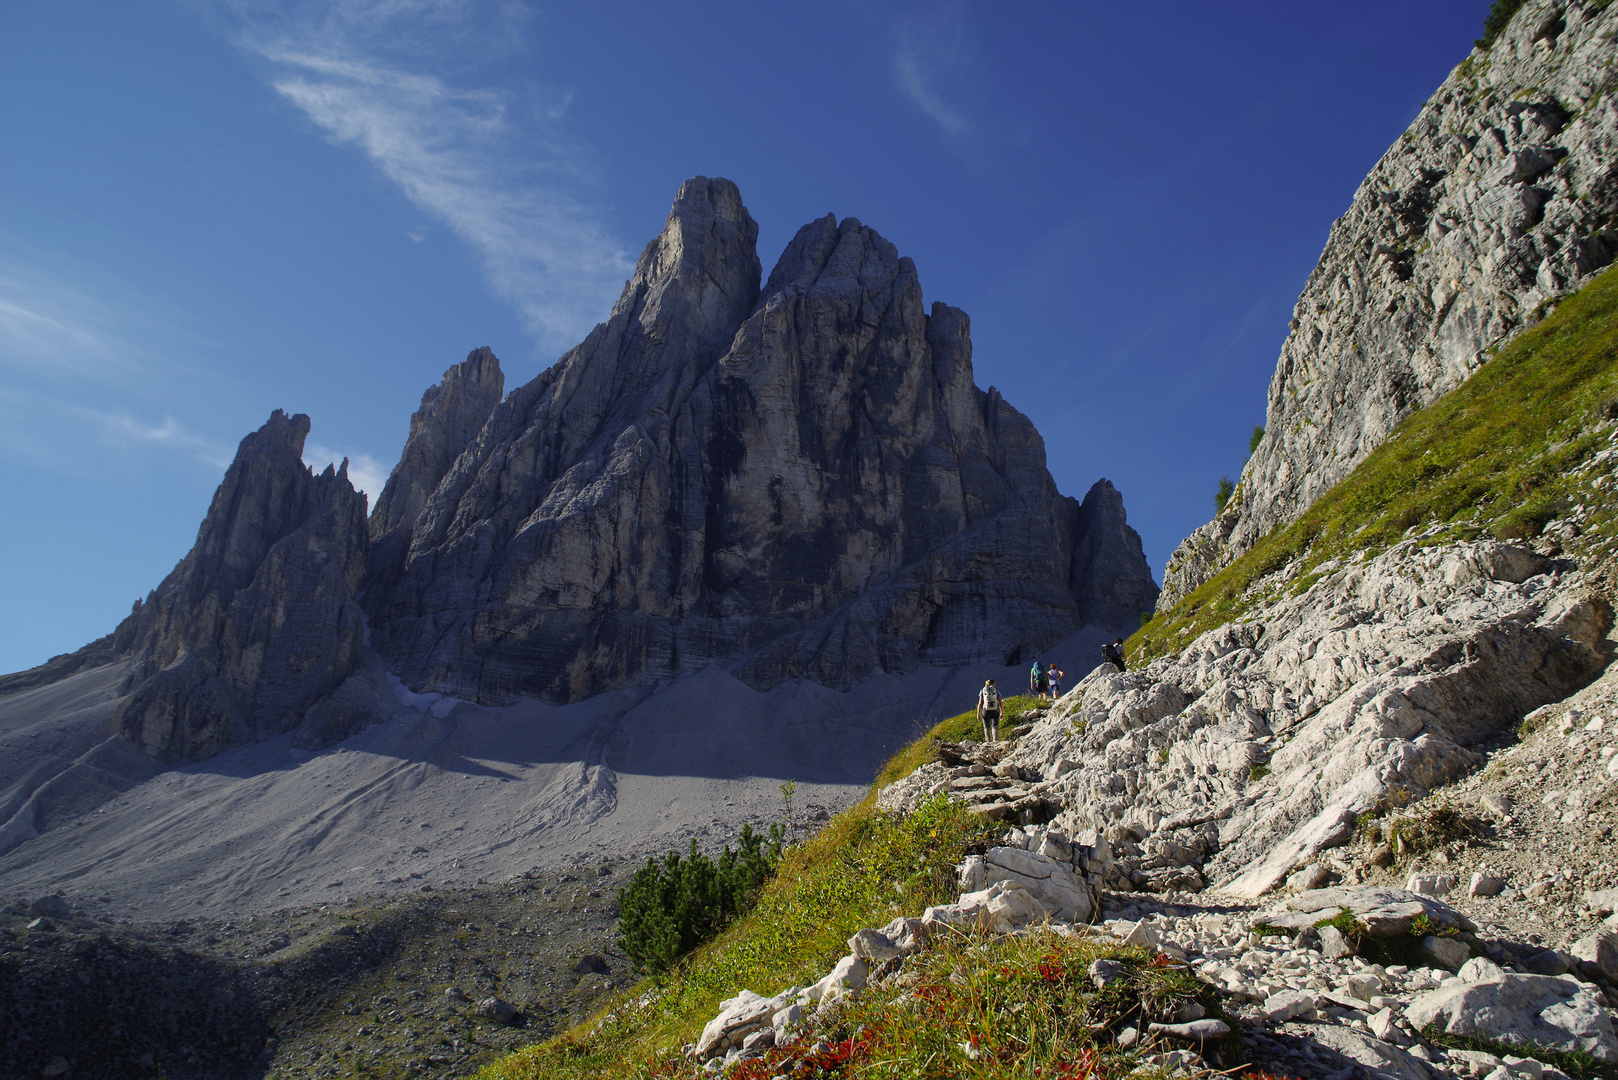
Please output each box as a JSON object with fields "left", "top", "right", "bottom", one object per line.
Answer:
{"left": 474, "top": 702, "right": 1059, "bottom": 1079}
{"left": 1135, "top": 263, "right": 1618, "bottom": 665}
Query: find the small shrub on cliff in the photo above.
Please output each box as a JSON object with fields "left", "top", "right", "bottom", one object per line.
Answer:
{"left": 1249, "top": 424, "right": 1265, "bottom": 455}
{"left": 1215, "top": 475, "right": 1235, "bottom": 511}
{"left": 1476, "top": 0, "right": 1526, "bottom": 49}
{"left": 616, "top": 823, "right": 783, "bottom": 974}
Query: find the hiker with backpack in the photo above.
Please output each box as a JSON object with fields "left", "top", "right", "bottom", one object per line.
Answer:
{"left": 1102, "top": 638, "right": 1127, "bottom": 673}
{"left": 977, "top": 678, "right": 1003, "bottom": 742}
{"left": 1047, "top": 663, "right": 1064, "bottom": 700}
{"left": 1030, "top": 659, "right": 1049, "bottom": 701}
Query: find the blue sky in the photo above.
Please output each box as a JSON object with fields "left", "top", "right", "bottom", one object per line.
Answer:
{"left": 0, "top": 0, "right": 1488, "bottom": 674}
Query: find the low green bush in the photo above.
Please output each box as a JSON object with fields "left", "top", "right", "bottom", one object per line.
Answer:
{"left": 616, "top": 823, "right": 784, "bottom": 975}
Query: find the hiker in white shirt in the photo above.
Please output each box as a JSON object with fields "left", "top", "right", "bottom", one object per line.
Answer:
{"left": 977, "top": 679, "right": 1003, "bottom": 742}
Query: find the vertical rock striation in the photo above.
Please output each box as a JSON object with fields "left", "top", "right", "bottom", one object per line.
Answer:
{"left": 113, "top": 411, "right": 370, "bottom": 761}
{"left": 1161, "top": 0, "right": 1618, "bottom": 609}
{"left": 366, "top": 346, "right": 504, "bottom": 595}
{"left": 365, "top": 178, "right": 1158, "bottom": 702}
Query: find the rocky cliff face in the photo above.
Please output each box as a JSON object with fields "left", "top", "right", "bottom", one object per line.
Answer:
{"left": 882, "top": 536, "right": 1608, "bottom": 898}
{"left": 113, "top": 411, "right": 370, "bottom": 761}
{"left": 366, "top": 346, "right": 505, "bottom": 595}
{"left": 365, "top": 177, "right": 1158, "bottom": 703}
{"left": 1161, "top": 0, "right": 1618, "bottom": 609}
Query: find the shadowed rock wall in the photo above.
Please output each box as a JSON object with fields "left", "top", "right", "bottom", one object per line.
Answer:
{"left": 365, "top": 178, "right": 1158, "bottom": 702}
{"left": 113, "top": 411, "right": 369, "bottom": 761}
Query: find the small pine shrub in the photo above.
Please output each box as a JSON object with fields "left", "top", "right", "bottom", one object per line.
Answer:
{"left": 1477, "top": 0, "right": 1526, "bottom": 49}
{"left": 1215, "top": 475, "right": 1235, "bottom": 511}
{"left": 616, "top": 822, "right": 784, "bottom": 974}
{"left": 1249, "top": 425, "right": 1265, "bottom": 455}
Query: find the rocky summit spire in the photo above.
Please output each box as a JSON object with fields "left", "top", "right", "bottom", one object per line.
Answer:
{"left": 366, "top": 346, "right": 504, "bottom": 594}
{"left": 363, "top": 179, "right": 1159, "bottom": 704}
{"left": 113, "top": 410, "right": 370, "bottom": 761}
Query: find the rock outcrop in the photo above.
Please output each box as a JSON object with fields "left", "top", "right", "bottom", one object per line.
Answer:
{"left": 881, "top": 536, "right": 1608, "bottom": 897}
{"left": 365, "top": 177, "right": 1158, "bottom": 703}
{"left": 112, "top": 411, "right": 370, "bottom": 761}
{"left": 1161, "top": 0, "right": 1618, "bottom": 608}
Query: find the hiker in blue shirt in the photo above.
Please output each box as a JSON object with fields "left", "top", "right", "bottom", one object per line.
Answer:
{"left": 1030, "top": 660, "right": 1049, "bottom": 701}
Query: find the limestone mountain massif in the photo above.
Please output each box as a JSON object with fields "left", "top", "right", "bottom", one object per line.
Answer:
{"left": 1162, "top": 0, "right": 1618, "bottom": 608}
{"left": 4, "top": 177, "right": 1157, "bottom": 768}
{"left": 363, "top": 178, "right": 1157, "bottom": 705}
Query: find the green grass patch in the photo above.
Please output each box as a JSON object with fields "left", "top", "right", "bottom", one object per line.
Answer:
{"left": 1134, "top": 263, "right": 1618, "bottom": 665}
{"left": 1381, "top": 803, "right": 1489, "bottom": 864}
{"left": 1422, "top": 1026, "right": 1618, "bottom": 1080}
{"left": 1307, "top": 908, "right": 1463, "bottom": 968}
{"left": 718, "top": 931, "right": 1236, "bottom": 1080}
{"left": 475, "top": 794, "right": 1001, "bottom": 1080}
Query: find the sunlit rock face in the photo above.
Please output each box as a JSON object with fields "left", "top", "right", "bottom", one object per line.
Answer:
{"left": 1161, "top": 2, "right": 1618, "bottom": 609}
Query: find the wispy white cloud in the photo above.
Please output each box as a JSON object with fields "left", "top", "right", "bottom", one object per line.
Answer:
{"left": 0, "top": 384, "right": 237, "bottom": 480}
{"left": 0, "top": 246, "right": 245, "bottom": 477}
{"left": 0, "top": 253, "right": 202, "bottom": 386}
{"left": 216, "top": 0, "right": 631, "bottom": 350}
{"left": 98, "top": 413, "right": 236, "bottom": 469}
{"left": 304, "top": 441, "right": 391, "bottom": 498}
{"left": 893, "top": 1, "right": 977, "bottom": 137}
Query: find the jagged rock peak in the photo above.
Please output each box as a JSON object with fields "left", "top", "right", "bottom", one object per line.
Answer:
{"left": 364, "top": 178, "right": 1159, "bottom": 705}
{"left": 611, "top": 175, "right": 762, "bottom": 360}
{"left": 369, "top": 347, "right": 504, "bottom": 541}
{"left": 1160, "top": 1, "right": 1618, "bottom": 609}
{"left": 1073, "top": 479, "right": 1160, "bottom": 629}
{"left": 114, "top": 410, "right": 369, "bottom": 762}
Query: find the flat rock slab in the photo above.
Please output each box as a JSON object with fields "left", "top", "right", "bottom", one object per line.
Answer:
{"left": 1406, "top": 974, "right": 1618, "bottom": 1063}
{"left": 1292, "top": 1021, "right": 1433, "bottom": 1080}
{"left": 1262, "top": 886, "right": 1476, "bottom": 936}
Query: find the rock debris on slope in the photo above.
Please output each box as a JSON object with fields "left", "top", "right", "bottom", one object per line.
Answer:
{"left": 1163, "top": 0, "right": 1618, "bottom": 608}
{"left": 0, "top": 867, "right": 637, "bottom": 1080}
{"left": 882, "top": 536, "right": 1608, "bottom": 901}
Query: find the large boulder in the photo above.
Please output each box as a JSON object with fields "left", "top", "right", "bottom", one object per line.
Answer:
{"left": 1405, "top": 974, "right": 1618, "bottom": 1063}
